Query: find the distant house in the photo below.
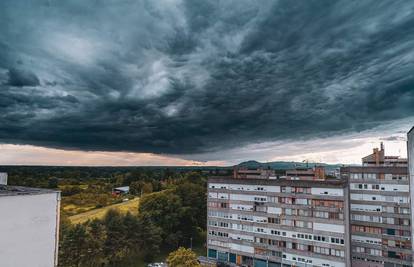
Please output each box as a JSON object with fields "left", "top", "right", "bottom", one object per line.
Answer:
{"left": 112, "top": 186, "right": 130, "bottom": 195}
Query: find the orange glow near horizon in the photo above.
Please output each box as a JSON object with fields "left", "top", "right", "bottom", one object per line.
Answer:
{"left": 0, "top": 144, "right": 227, "bottom": 166}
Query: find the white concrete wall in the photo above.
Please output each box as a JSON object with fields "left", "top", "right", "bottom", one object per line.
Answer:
{"left": 209, "top": 183, "right": 280, "bottom": 192}
{"left": 0, "top": 192, "right": 60, "bottom": 267}
{"left": 352, "top": 235, "right": 381, "bottom": 245}
{"left": 0, "top": 173, "right": 7, "bottom": 185}
{"left": 311, "top": 187, "right": 344, "bottom": 196}
{"left": 408, "top": 129, "right": 414, "bottom": 259}
{"left": 283, "top": 252, "right": 345, "bottom": 267}
{"left": 229, "top": 194, "right": 267, "bottom": 202}
{"left": 313, "top": 222, "right": 344, "bottom": 233}
{"left": 351, "top": 204, "right": 382, "bottom": 212}
{"left": 229, "top": 243, "right": 254, "bottom": 253}
{"left": 267, "top": 206, "right": 282, "bottom": 215}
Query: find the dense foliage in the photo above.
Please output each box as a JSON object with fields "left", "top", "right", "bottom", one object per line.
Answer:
{"left": 167, "top": 247, "right": 201, "bottom": 267}
{"left": 58, "top": 172, "right": 207, "bottom": 266}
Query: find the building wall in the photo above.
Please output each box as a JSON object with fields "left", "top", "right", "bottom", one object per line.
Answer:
{"left": 207, "top": 178, "right": 349, "bottom": 267}
{"left": 0, "top": 192, "right": 60, "bottom": 267}
{"left": 342, "top": 166, "right": 412, "bottom": 267}
{"left": 408, "top": 129, "right": 414, "bottom": 262}
{"left": 0, "top": 173, "right": 7, "bottom": 185}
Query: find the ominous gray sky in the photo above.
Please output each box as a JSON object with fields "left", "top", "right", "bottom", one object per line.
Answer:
{"left": 0, "top": 0, "right": 413, "bottom": 165}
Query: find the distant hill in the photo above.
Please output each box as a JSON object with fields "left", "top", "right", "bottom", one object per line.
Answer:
{"left": 236, "top": 160, "right": 345, "bottom": 172}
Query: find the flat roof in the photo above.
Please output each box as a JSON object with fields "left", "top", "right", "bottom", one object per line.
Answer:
{"left": 114, "top": 186, "right": 129, "bottom": 191}
{"left": 0, "top": 185, "right": 59, "bottom": 197}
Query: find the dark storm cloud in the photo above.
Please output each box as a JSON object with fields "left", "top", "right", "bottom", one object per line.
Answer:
{"left": 7, "top": 68, "right": 40, "bottom": 87}
{"left": 0, "top": 0, "right": 413, "bottom": 154}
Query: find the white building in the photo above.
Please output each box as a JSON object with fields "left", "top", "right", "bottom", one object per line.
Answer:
{"left": 408, "top": 126, "right": 414, "bottom": 264}
{"left": 0, "top": 185, "right": 61, "bottom": 267}
{"left": 0, "top": 172, "right": 7, "bottom": 185}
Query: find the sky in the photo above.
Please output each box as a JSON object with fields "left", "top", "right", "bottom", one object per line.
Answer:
{"left": 0, "top": 0, "right": 413, "bottom": 166}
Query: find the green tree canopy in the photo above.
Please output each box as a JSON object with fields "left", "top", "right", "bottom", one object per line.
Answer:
{"left": 167, "top": 247, "right": 201, "bottom": 267}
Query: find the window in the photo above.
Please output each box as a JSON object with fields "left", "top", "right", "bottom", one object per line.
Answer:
{"left": 295, "top": 220, "right": 312, "bottom": 228}
{"left": 331, "top": 249, "right": 345, "bottom": 258}
{"left": 364, "top": 173, "right": 377, "bottom": 179}
{"left": 295, "top": 198, "right": 309, "bottom": 205}
{"left": 314, "top": 246, "right": 330, "bottom": 255}
{"left": 314, "top": 211, "right": 329, "bottom": 219}
{"left": 270, "top": 230, "right": 280, "bottom": 235}
{"left": 268, "top": 217, "right": 280, "bottom": 224}
{"left": 351, "top": 173, "right": 362, "bottom": 179}
{"left": 370, "top": 249, "right": 382, "bottom": 256}
{"left": 268, "top": 196, "right": 278, "bottom": 203}
{"left": 353, "top": 246, "right": 365, "bottom": 253}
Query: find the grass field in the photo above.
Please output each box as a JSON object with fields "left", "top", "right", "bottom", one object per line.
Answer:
{"left": 69, "top": 198, "right": 140, "bottom": 224}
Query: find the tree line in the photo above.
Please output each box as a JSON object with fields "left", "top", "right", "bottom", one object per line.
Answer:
{"left": 58, "top": 172, "right": 207, "bottom": 267}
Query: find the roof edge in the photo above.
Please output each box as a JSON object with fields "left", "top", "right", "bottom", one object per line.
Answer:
{"left": 408, "top": 126, "right": 414, "bottom": 135}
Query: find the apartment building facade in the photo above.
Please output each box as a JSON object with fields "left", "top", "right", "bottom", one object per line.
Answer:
{"left": 207, "top": 175, "right": 351, "bottom": 267}
{"left": 408, "top": 127, "right": 414, "bottom": 260}
{"left": 341, "top": 144, "right": 412, "bottom": 267}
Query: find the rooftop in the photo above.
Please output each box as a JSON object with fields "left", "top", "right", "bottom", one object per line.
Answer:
{"left": 113, "top": 186, "right": 130, "bottom": 191}
{"left": 0, "top": 185, "right": 58, "bottom": 197}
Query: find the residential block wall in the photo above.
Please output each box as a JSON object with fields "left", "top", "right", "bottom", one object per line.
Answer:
{"left": 341, "top": 144, "right": 412, "bottom": 267}
{"left": 207, "top": 177, "right": 350, "bottom": 267}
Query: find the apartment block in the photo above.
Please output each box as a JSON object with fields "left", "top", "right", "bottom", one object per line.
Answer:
{"left": 341, "top": 143, "right": 412, "bottom": 267}
{"left": 408, "top": 127, "right": 414, "bottom": 261}
{"left": 234, "top": 166, "right": 327, "bottom": 180}
{"left": 207, "top": 173, "right": 350, "bottom": 267}
{"left": 285, "top": 166, "right": 326, "bottom": 181}
{"left": 0, "top": 185, "right": 61, "bottom": 267}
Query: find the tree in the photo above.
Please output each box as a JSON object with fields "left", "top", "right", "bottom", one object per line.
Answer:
{"left": 166, "top": 247, "right": 201, "bottom": 267}
{"left": 48, "top": 177, "right": 59, "bottom": 188}
{"left": 87, "top": 219, "right": 106, "bottom": 266}
{"left": 103, "top": 209, "right": 129, "bottom": 264}
{"left": 141, "top": 182, "right": 153, "bottom": 194}
{"left": 130, "top": 181, "right": 153, "bottom": 196}
{"left": 136, "top": 215, "right": 162, "bottom": 262}
{"left": 59, "top": 224, "right": 91, "bottom": 267}
{"left": 139, "top": 190, "right": 186, "bottom": 247}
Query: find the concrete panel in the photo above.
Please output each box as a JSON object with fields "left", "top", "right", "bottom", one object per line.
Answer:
{"left": 0, "top": 193, "right": 59, "bottom": 267}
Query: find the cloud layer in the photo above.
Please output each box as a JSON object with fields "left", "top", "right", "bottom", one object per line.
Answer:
{"left": 1, "top": 0, "right": 414, "bottom": 155}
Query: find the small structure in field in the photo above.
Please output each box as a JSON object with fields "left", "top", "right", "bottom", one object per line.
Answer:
{"left": 112, "top": 186, "right": 130, "bottom": 195}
